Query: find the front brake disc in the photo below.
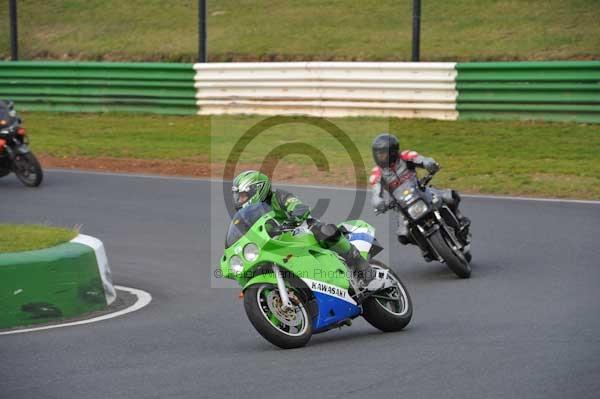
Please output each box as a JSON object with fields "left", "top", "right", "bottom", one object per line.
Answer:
{"left": 266, "top": 290, "right": 303, "bottom": 327}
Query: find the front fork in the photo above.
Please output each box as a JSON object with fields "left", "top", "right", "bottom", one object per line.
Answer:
{"left": 272, "top": 264, "right": 293, "bottom": 311}
{"left": 3, "top": 141, "right": 30, "bottom": 163}
{"left": 422, "top": 211, "right": 467, "bottom": 260}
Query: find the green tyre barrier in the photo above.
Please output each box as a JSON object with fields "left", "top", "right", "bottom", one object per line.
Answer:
{"left": 0, "top": 234, "right": 116, "bottom": 329}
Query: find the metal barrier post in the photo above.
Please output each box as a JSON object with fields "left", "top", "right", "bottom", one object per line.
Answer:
{"left": 9, "top": 0, "right": 19, "bottom": 61}
{"left": 412, "top": 0, "right": 421, "bottom": 62}
{"left": 198, "top": 0, "right": 207, "bottom": 62}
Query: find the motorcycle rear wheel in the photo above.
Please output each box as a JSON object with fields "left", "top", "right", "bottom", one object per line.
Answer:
{"left": 429, "top": 229, "right": 471, "bottom": 278}
{"left": 244, "top": 283, "right": 312, "bottom": 349}
{"left": 362, "top": 260, "right": 412, "bottom": 332}
{"left": 13, "top": 152, "right": 43, "bottom": 187}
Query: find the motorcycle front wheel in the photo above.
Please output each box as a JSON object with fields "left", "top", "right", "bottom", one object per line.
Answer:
{"left": 429, "top": 229, "right": 471, "bottom": 278}
{"left": 13, "top": 152, "right": 43, "bottom": 187}
{"left": 362, "top": 260, "right": 413, "bottom": 332}
{"left": 244, "top": 283, "right": 312, "bottom": 349}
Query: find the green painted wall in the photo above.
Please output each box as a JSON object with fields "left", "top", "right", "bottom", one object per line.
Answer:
{"left": 0, "top": 61, "right": 197, "bottom": 115}
{"left": 0, "top": 242, "right": 107, "bottom": 329}
{"left": 456, "top": 61, "right": 600, "bottom": 123}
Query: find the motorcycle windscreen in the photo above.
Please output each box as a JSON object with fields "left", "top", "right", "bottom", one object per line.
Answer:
{"left": 0, "top": 101, "right": 16, "bottom": 127}
{"left": 0, "top": 102, "right": 8, "bottom": 127}
{"left": 225, "top": 203, "right": 272, "bottom": 248}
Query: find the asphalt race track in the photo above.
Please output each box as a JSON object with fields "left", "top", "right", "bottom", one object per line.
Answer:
{"left": 1, "top": 170, "right": 599, "bottom": 399}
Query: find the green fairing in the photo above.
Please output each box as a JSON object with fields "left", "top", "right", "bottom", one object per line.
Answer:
{"left": 0, "top": 242, "right": 107, "bottom": 329}
{"left": 221, "top": 210, "right": 352, "bottom": 292}
{"left": 243, "top": 273, "right": 277, "bottom": 291}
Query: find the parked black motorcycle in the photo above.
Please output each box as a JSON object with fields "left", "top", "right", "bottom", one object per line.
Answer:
{"left": 0, "top": 101, "right": 43, "bottom": 187}
{"left": 379, "top": 171, "right": 472, "bottom": 278}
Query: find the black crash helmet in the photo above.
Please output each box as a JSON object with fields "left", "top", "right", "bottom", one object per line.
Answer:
{"left": 371, "top": 133, "right": 400, "bottom": 168}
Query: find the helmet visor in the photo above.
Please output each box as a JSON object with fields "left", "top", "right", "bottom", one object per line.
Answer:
{"left": 232, "top": 186, "right": 256, "bottom": 209}
{"left": 375, "top": 149, "right": 389, "bottom": 165}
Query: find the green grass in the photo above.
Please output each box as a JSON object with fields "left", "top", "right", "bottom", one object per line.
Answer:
{"left": 0, "top": 224, "right": 78, "bottom": 253}
{"left": 22, "top": 112, "right": 600, "bottom": 199}
{"left": 1, "top": 1, "right": 598, "bottom": 62}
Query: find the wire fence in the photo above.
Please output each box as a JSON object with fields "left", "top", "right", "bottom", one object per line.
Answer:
{"left": 2, "top": 1, "right": 599, "bottom": 63}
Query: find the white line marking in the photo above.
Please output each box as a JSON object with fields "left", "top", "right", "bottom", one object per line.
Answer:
{"left": 461, "top": 194, "right": 600, "bottom": 205}
{"left": 47, "top": 168, "right": 600, "bottom": 205}
{"left": 0, "top": 285, "right": 151, "bottom": 336}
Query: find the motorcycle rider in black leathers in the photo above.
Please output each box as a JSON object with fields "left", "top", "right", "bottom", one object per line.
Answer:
{"left": 370, "top": 133, "right": 470, "bottom": 259}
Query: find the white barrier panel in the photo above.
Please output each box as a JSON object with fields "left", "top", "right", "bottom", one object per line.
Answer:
{"left": 194, "top": 62, "right": 458, "bottom": 120}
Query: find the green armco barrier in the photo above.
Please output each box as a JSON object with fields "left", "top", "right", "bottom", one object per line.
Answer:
{"left": 456, "top": 61, "right": 600, "bottom": 123}
{"left": 0, "top": 237, "right": 114, "bottom": 329}
{"left": 0, "top": 61, "right": 197, "bottom": 115}
{"left": 2, "top": 60, "right": 598, "bottom": 121}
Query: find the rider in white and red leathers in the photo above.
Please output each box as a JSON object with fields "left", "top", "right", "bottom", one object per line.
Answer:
{"left": 369, "top": 133, "right": 470, "bottom": 247}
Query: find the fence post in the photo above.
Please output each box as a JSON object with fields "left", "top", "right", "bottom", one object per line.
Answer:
{"left": 9, "top": 0, "right": 19, "bottom": 61}
{"left": 412, "top": 0, "right": 421, "bottom": 62}
{"left": 198, "top": 0, "right": 207, "bottom": 62}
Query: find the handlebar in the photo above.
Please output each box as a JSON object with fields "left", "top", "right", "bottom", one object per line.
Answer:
{"left": 375, "top": 170, "right": 438, "bottom": 215}
{"left": 266, "top": 222, "right": 300, "bottom": 237}
{"left": 267, "top": 218, "right": 316, "bottom": 237}
{"left": 384, "top": 200, "right": 401, "bottom": 213}
{"left": 419, "top": 169, "right": 438, "bottom": 188}
{"left": 375, "top": 200, "right": 398, "bottom": 215}
{"left": 420, "top": 174, "right": 433, "bottom": 188}
{"left": 0, "top": 120, "right": 21, "bottom": 134}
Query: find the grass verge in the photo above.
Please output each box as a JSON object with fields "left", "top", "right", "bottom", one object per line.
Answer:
{"left": 0, "top": 224, "right": 78, "bottom": 253}
{"left": 19, "top": 112, "right": 600, "bottom": 200}
{"left": 0, "top": 0, "right": 598, "bottom": 62}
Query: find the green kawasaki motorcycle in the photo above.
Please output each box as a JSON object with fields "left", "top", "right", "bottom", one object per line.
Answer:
{"left": 220, "top": 203, "right": 412, "bottom": 349}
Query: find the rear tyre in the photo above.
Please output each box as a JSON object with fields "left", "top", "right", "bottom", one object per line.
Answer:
{"left": 244, "top": 283, "right": 312, "bottom": 349}
{"left": 429, "top": 229, "right": 471, "bottom": 278}
{"left": 13, "top": 152, "right": 43, "bottom": 187}
{"left": 362, "top": 260, "right": 412, "bottom": 332}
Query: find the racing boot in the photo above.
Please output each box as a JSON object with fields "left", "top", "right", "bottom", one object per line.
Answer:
{"left": 421, "top": 249, "right": 435, "bottom": 263}
{"left": 332, "top": 241, "right": 387, "bottom": 293}
{"left": 397, "top": 216, "right": 412, "bottom": 245}
{"left": 454, "top": 207, "right": 470, "bottom": 229}
{"left": 311, "top": 222, "right": 385, "bottom": 292}
{"left": 453, "top": 207, "right": 471, "bottom": 241}
{"left": 447, "top": 190, "right": 471, "bottom": 234}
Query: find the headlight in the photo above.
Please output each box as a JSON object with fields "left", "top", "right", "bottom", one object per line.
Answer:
{"left": 407, "top": 199, "right": 429, "bottom": 220}
{"left": 243, "top": 243, "right": 260, "bottom": 261}
{"left": 230, "top": 255, "right": 244, "bottom": 274}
